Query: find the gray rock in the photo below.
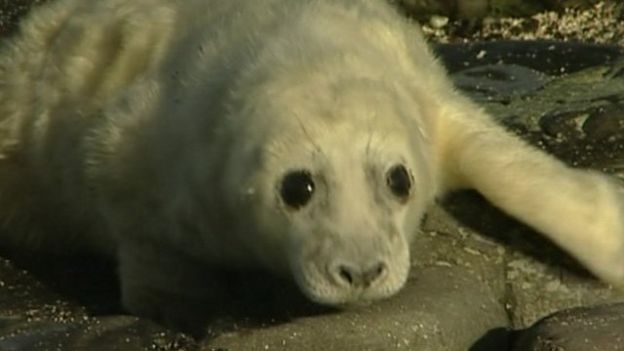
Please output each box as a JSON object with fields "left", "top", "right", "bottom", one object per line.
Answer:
{"left": 206, "top": 267, "right": 508, "bottom": 351}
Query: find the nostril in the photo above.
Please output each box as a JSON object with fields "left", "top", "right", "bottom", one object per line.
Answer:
{"left": 338, "top": 265, "right": 355, "bottom": 285}
{"left": 333, "top": 261, "right": 387, "bottom": 288}
{"left": 364, "top": 262, "right": 387, "bottom": 283}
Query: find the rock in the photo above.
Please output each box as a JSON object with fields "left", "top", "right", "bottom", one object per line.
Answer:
{"left": 513, "top": 303, "right": 624, "bottom": 351}
{"left": 435, "top": 41, "right": 622, "bottom": 75}
{"left": 206, "top": 269, "right": 507, "bottom": 351}
{"left": 0, "top": 256, "right": 197, "bottom": 351}
{"left": 504, "top": 254, "right": 622, "bottom": 329}
{"left": 451, "top": 64, "right": 549, "bottom": 103}
{"left": 0, "top": 316, "right": 197, "bottom": 351}
{"left": 456, "top": 48, "right": 624, "bottom": 173}
{"left": 583, "top": 104, "right": 624, "bottom": 142}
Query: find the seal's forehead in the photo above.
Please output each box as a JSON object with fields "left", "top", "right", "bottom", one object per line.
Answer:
{"left": 238, "top": 74, "right": 422, "bottom": 172}
{"left": 256, "top": 82, "right": 415, "bottom": 162}
{"left": 260, "top": 79, "right": 414, "bottom": 136}
{"left": 263, "top": 117, "right": 413, "bottom": 176}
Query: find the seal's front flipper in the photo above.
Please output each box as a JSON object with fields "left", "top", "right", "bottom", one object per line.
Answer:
{"left": 117, "top": 240, "right": 225, "bottom": 335}
{"left": 441, "top": 103, "right": 624, "bottom": 287}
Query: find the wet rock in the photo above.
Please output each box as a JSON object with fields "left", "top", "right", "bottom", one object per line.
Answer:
{"left": 451, "top": 64, "right": 548, "bottom": 103}
{"left": 435, "top": 41, "right": 623, "bottom": 75}
{"left": 513, "top": 303, "right": 624, "bottom": 351}
{"left": 583, "top": 104, "right": 624, "bottom": 142}
{"left": 537, "top": 103, "right": 624, "bottom": 144}
{"left": 455, "top": 51, "right": 624, "bottom": 175}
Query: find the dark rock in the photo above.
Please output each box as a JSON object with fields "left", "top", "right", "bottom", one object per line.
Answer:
{"left": 583, "top": 104, "right": 624, "bottom": 142}
{"left": 538, "top": 103, "right": 624, "bottom": 143}
{"left": 435, "top": 41, "right": 623, "bottom": 75}
{"left": 0, "top": 256, "right": 197, "bottom": 351}
{"left": 513, "top": 304, "right": 624, "bottom": 351}
{"left": 452, "top": 64, "right": 549, "bottom": 102}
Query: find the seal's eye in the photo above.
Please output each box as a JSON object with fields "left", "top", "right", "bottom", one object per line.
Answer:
{"left": 386, "top": 164, "right": 411, "bottom": 201}
{"left": 280, "top": 170, "right": 315, "bottom": 209}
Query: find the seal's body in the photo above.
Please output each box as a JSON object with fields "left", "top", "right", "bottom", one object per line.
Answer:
{"left": 0, "top": 0, "right": 622, "bottom": 326}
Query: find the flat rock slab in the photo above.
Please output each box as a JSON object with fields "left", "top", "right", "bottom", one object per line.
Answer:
{"left": 206, "top": 268, "right": 507, "bottom": 351}
{"left": 514, "top": 303, "right": 624, "bottom": 351}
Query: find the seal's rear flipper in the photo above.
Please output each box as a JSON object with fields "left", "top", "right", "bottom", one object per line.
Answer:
{"left": 440, "top": 102, "right": 624, "bottom": 287}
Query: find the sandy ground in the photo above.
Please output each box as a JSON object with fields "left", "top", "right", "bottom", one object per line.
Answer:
{"left": 420, "top": 1, "right": 624, "bottom": 45}
{"left": 1, "top": 1, "right": 623, "bottom": 46}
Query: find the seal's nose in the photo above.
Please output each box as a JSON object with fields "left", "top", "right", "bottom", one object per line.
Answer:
{"left": 330, "top": 260, "right": 387, "bottom": 289}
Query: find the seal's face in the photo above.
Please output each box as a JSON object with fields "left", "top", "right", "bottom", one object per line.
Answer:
{"left": 230, "top": 77, "right": 433, "bottom": 305}
{"left": 276, "top": 158, "right": 415, "bottom": 304}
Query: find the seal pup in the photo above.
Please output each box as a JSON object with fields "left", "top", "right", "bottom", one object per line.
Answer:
{"left": 0, "top": 0, "right": 622, "bottom": 326}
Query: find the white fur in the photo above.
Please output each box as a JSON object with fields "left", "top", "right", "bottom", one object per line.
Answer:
{"left": 0, "top": 0, "right": 622, "bottom": 326}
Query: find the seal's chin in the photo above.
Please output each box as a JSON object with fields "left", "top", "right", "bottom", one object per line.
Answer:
{"left": 291, "top": 259, "right": 410, "bottom": 306}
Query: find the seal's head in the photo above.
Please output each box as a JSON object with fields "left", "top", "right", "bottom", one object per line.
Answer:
{"left": 224, "top": 70, "right": 435, "bottom": 305}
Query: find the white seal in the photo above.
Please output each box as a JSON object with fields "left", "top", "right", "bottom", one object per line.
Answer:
{"left": 0, "top": 0, "right": 622, "bottom": 326}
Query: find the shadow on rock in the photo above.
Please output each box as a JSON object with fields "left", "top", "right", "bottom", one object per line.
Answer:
{"left": 469, "top": 327, "right": 513, "bottom": 351}
{"left": 435, "top": 41, "right": 623, "bottom": 76}
{"left": 0, "top": 247, "right": 336, "bottom": 339}
{"left": 191, "top": 268, "right": 338, "bottom": 338}
{"left": 441, "top": 190, "right": 592, "bottom": 279}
